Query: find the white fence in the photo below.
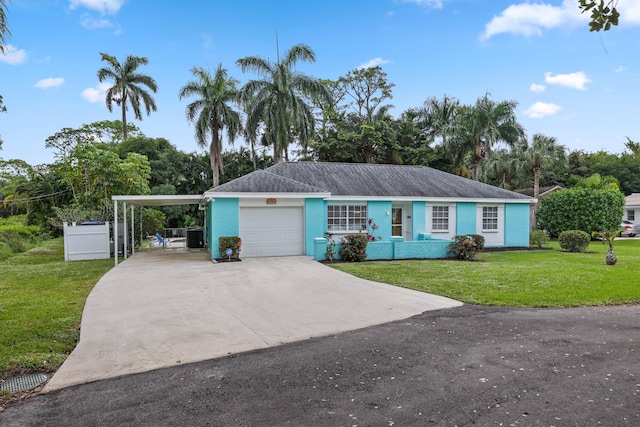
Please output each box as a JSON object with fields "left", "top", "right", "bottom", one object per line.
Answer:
{"left": 63, "top": 222, "right": 111, "bottom": 261}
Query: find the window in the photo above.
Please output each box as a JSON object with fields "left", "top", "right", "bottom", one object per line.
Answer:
{"left": 482, "top": 206, "right": 498, "bottom": 230}
{"left": 628, "top": 210, "right": 635, "bottom": 221}
{"left": 432, "top": 206, "right": 449, "bottom": 231}
{"left": 327, "top": 204, "right": 367, "bottom": 232}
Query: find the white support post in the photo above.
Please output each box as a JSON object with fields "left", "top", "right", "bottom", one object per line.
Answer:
{"left": 114, "top": 200, "right": 119, "bottom": 266}
{"left": 123, "top": 202, "right": 128, "bottom": 260}
{"left": 130, "top": 205, "right": 135, "bottom": 255}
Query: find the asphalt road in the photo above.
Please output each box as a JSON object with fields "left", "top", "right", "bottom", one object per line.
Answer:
{"left": 2, "top": 304, "right": 639, "bottom": 426}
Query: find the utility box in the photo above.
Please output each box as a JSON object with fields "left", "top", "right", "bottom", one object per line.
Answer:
{"left": 187, "top": 228, "right": 205, "bottom": 248}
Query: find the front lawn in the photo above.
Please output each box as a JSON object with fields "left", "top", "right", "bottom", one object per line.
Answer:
{"left": 0, "top": 238, "right": 113, "bottom": 380}
{"left": 330, "top": 240, "right": 640, "bottom": 307}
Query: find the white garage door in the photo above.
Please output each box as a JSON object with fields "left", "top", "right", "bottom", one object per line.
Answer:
{"left": 239, "top": 207, "right": 304, "bottom": 257}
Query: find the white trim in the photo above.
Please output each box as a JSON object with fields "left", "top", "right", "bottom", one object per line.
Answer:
{"left": 326, "top": 195, "right": 535, "bottom": 204}
{"left": 204, "top": 191, "right": 330, "bottom": 199}
{"left": 112, "top": 195, "right": 203, "bottom": 206}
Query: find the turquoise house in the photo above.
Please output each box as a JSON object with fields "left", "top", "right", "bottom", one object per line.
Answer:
{"left": 203, "top": 162, "right": 534, "bottom": 260}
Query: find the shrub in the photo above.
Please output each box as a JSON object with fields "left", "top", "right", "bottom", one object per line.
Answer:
{"left": 339, "top": 233, "right": 369, "bottom": 262}
{"left": 558, "top": 230, "right": 590, "bottom": 253}
{"left": 537, "top": 188, "right": 625, "bottom": 237}
{"left": 448, "top": 234, "right": 485, "bottom": 260}
{"left": 529, "top": 230, "right": 550, "bottom": 248}
{"left": 0, "top": 242, "right": 13, "bottom": 261}
{"left": 218, "top": 236, "right": 242, "bottom": 258}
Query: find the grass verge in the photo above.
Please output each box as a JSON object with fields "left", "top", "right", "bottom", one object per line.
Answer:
{"left": 0, "top": 238, "right": 113, "bottom": 380}
{"left": 330, "top": 240, "right": 640, "bottom": 307}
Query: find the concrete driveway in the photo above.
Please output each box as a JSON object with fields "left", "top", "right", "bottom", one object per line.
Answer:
{"left": 44, "top": 251, "right": 461, "bottom": 391}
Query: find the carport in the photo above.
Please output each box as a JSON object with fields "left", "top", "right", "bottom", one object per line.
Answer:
{"left": 112, "top": 195, "right": 207, "bottom": 266}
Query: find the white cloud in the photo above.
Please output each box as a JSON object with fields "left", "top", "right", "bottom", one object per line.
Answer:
{"left": 482, "top": 0, "right": 585, "bottom": 40}
{"left": 34, "top": 77, "right": 65, "bottom": 89}
{"left": 398, "top": 0, "right": 444, "bottom": 9}
{"left": 0, "top": 45, "right": 27, "bottom": 65}
{"left": 357, "top": 57, "right": 390, "bottom": 69}
{"left": 615, "top": 65, "right": 628, "bottom": 73}
{"left": 530, "top": 83, "right": 546, "bottom": 92}
{"left": 618, "top": 0, "right": 640, "bottom": 26}
{"left": 544, "top": 71, "right": 591, "bottom": 90}
{"left": 69, "top": 0, "right": 125, "bottom": 14}
{"left": 81, "top": 82, "right": 112, "bottom": 103}
{"left": 81, "top": 16, "right": 113, "bottom": 30}
{"left": 524, "top": 101, "right": 561, "bottom": 119}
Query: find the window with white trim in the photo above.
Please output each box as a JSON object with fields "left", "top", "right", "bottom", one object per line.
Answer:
{"left": 482, "top": 206, "right": 499, "bottom": 231}
{"left": 628, "top": 210, "right": 635, "bottom": 221}
{"left": 432, "top": 206, "right": 449, "bottom": 231}
{"left": 327, "top": 204, "right": 367, "bottom": 232}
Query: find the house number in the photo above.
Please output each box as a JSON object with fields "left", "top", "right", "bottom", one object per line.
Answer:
{"left": 266, "top": 198, "right": 277, "bottom": 205}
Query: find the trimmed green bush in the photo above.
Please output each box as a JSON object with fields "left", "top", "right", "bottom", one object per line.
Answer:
{"left": 558, "top": 230, "right": 590, "bottom": 253}
{"left": 448, "top": 234, "right": 485, "bottom": 260}
{"left": 339, "top": 233, "right": 369, "bottom": 262}
{"left": 530, "top": 230, "right": 550, "bottom": 248}
{"left": 218, "top": 236, "right": 242, "bottom": 258}
{"left": 537, "top": 188, "right": 625, "bottom": 237}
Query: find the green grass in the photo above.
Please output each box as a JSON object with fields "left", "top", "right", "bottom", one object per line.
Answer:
{"left": 330, "top": 240, "right": 640, "bottom": 307}
{"left": 0, "top": 238, "right": 113, "bottom": 379}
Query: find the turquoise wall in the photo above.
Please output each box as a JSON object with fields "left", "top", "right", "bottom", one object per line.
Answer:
{"left": 209, "top": 198, "right": 239, "bottom": 259}
{"left": 305, "top": 199, "right": 326, "bottom": 255}
{"left": 368, "top": 201, "right": 392, "bottom": 240}
{"left": 456, "top": 202, "right": 476, "bottom": 235}
{"left": 505, "top": 204, "right": 530, "bottom": 246}
{"left": 412, "top": 201, "right": 426, "bottom": 238}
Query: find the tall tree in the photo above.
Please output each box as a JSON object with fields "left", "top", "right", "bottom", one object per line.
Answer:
{"left": 237, "top": 43, "right": 332, "bottom": 163}
{"left": 448, "top": 93, "right": 524, "bottom": 180}
{"left": 0, "top": 0, "right": 10, "bottom": 53}
{"left": 514, "top": 133, "right": 567, "bottom": 217}
{"left": 415, "top": 94, "right": 460, "bottom": 146}
{"left": 579, "top": 0, "right": 619, "bottom": 31}
{"left": 179, "top": 65, "right": 241, "bottom": 187}
{"left": 97, "top": 53, "right": 158, "bottom": 141}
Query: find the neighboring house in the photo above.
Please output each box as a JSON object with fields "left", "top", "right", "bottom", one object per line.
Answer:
{"left": 514, "top": 185, "right": 563, "bottom": 230}
{"left": 204, "top": 162, "right": 535, "bottom": 260}
{"left": 625, "top": 193, "right": 640, "bottom": 222}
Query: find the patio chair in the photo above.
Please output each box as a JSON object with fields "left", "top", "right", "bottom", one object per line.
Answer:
{"left": 155, "top": 233, "right": 170, "bottom": 247}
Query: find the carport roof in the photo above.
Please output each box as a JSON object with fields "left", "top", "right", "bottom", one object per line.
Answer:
{"left": 112, "top": 195, "right": 204, "bottom": 206}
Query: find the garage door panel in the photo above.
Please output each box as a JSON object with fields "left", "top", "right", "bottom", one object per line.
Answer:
{"left": 239, "top": 207, "right": 304, "bottom": 257}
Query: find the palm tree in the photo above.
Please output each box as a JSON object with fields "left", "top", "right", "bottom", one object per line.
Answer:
{"left": 97, "top": 53, "right": 158, "bottom": 141}
{"left": 237, "top": 43, "right": 332, "bottom": 163}
{"left": 179, "top": 65, "right": 242, "bottom": 187}
{"left": 416, "top": 94, "right": 460, "bottom": 145}
{"left": 516, "top": 133, "right": 567, "bottom": 213}
{"left": 0, "top": 0, "right": 10, "bottom": 53}
{"left": 448, "top": 93, "right": 525, "bottom": 180}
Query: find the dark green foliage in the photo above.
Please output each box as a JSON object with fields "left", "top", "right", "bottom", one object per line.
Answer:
{"left": 339, "top": 233, "right": 369, "bottom": 262}
{"left": 218, "top": 236, "right": 242, "bottom": 258}
{"left": 448, "top": 234, "right": 485, "bottom": 260}
{"left": 558, "top": 230, "right": 591, "bottom": 253}
{"left": 537, "top": 188, "right": 625, "bottom": 237}
{"left": 0, "top": 223, "right": 41, "bottom": 254}
{"left": 529, "top": 230, "right": 550, "bottom": 248}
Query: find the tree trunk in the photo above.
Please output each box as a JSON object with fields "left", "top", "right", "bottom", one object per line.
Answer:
{"left": 121, "top": 99, "right": 128, "bottom": 141}
{"left": 210, "top": 133, "right": 219, "bottom": 188}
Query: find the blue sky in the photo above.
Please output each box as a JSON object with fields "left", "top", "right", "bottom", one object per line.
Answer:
{"left": 1, "top": 0, "right": 640, "bottom": 166}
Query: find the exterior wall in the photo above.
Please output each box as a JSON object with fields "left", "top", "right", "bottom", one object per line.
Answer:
{"left": 412, "top": 201, "right": 426, "bottom": 239}
{"left": 367, "top": 201, "right": 392, "bottom": 240}
{"left": 456, "top": 202, "right": 477, "bottom": 235}
{"left": 313, "top": 235, "right": 452, "bottom": 261}
{"left": 504, "top": 203, "right": 530, "bottom": 247}
{"left": 305, "top": 199, "right": 326, "bottom": 256}
{"left": 209, "top": 198, "right": 239, "bottom": 259}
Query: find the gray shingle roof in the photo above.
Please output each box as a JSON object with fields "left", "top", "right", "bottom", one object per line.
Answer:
{"left": 210, "top": 162, "right": 533, "bottom": 200}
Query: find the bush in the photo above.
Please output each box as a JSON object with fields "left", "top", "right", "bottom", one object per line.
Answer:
{"left": 448, "top": 234, "right": 485, "bottom": 260}
{"left": 339, "top": 233, "right": 369, "bottom": 262}
{"left": 0, "top": 242, "right": 13, "bottom": 261}
{"left": 558, "top": 230, "right": 591, "bottom": 253}
{"left": 537, "top": 188, "right": 625, "bottom": 237}
{"left": 530, "top": 230, "right": 550, "bottom": 248}
{"left": 218, "top": 236, "right": 242, "bottom": 258}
